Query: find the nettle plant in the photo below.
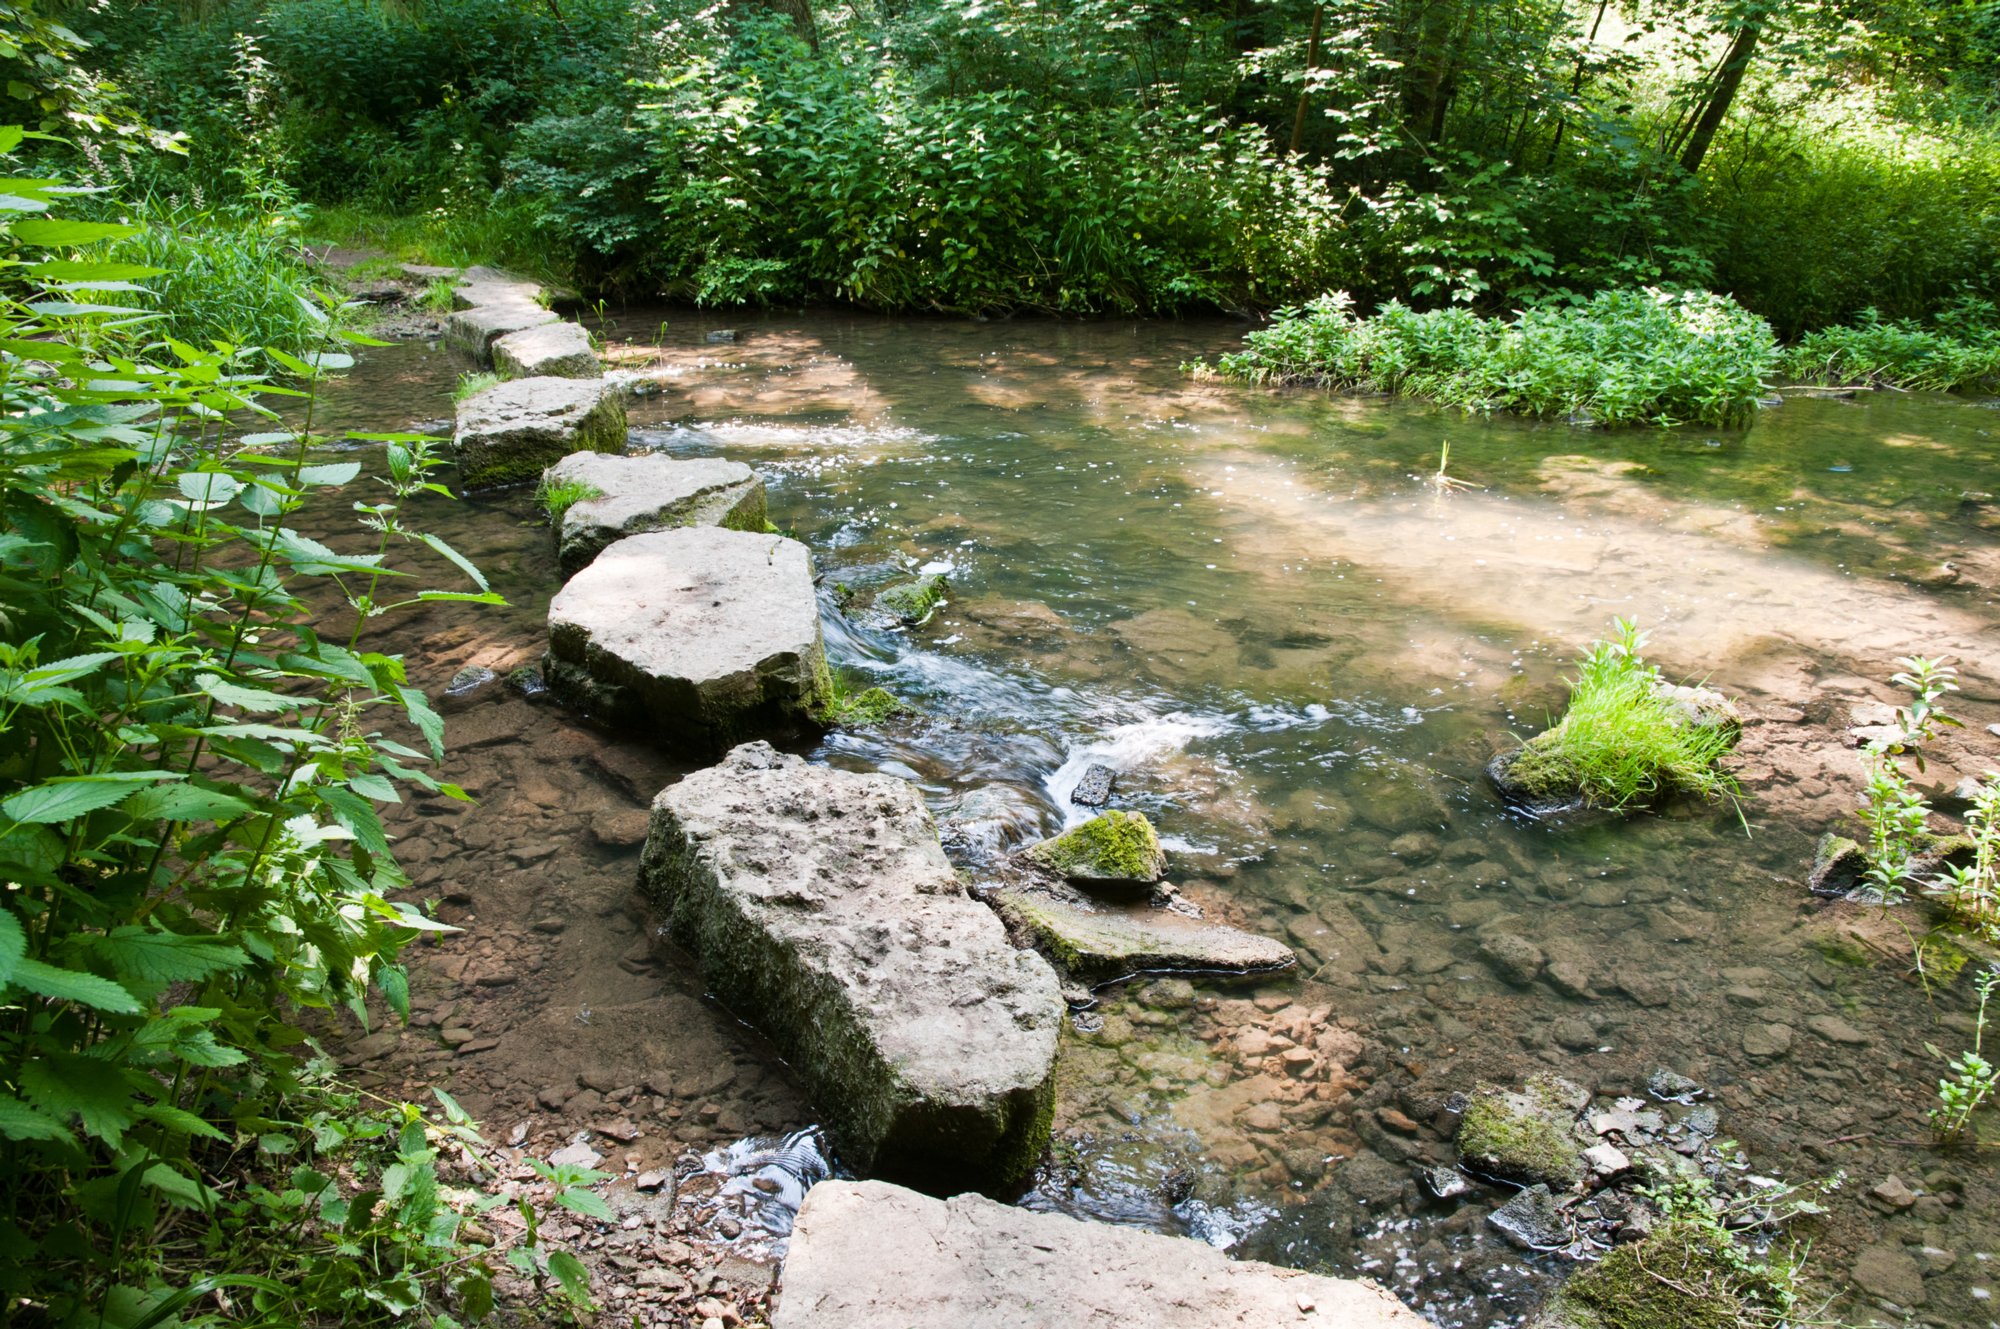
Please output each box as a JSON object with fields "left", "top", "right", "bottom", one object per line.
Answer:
{"left": 0, "top": 138, "right": 592, "bottom": 1322}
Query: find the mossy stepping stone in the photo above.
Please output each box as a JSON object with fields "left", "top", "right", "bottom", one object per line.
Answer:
{"left": 1024, "top": 810, "right": 1166, "bottom": 892}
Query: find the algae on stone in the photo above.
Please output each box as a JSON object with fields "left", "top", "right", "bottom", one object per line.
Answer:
{"left": 1456, "top": 1075, "right": 1587, "bottom": 1188}
{"left": 873, "top": 573, "right": 949, "bottom": 626}
{"left": 1536, "top": 1224, "right": 1753, "bottom": 1329}
{"left": 1025, "top": 810, "right": 1166, "bottom": 888}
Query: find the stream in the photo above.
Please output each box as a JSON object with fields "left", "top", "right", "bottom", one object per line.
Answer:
{"left": 317, "top": 310, "right": 2000, "bottom": 1326}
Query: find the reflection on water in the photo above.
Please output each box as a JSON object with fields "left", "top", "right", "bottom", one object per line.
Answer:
{"left": 322, "top": 312, "right": 1999, "bottom": 1326}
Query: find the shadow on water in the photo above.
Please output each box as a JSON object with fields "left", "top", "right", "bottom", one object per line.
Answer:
{"left": 317, "top": 312, "right": 2000, "bottom": 1327}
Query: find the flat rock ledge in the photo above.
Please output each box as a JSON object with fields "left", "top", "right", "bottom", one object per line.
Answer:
{"left": 773, "top": 1179, "right": 1426, "bottom": 1328}
{"left": 545, "top": 452, "right": 767, "bottom": 577}
{"left": 444, "top": 302, "right": 559, "bottom": 364}
{"left": 454, "top": 376, "right": 627, "bottom": 490}
{"left": 546, "top": 528, "right": 827, "bottom": 754}
{"left": 494, "top": 320, "right": 600, "bottom": 379}
{"left": 991, "top": 885, "right": 1294, "bottom": 986}
{"left": 639, "top": 747, "right": 1063, "bottom": 1187}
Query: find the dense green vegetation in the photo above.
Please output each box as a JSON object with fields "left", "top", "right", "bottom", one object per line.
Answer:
{"left": 0, "top": 144, "right": 604, "bottom": 1324}
{"left": 37, "top": 0, "right": 2000, "bottom": 332}
{"left": 1200, "top": 288, "right": 1778, "bottom": 425}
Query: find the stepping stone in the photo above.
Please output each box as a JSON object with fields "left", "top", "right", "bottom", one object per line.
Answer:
{"left": 452, "top": 266, "right": 543, "bottom": 310}
{"left": 774, "top": 1180, "right": 1427, "bottom": 1328}
{"left": 543, "top": 452, "right": 765, "bottom": 576}
{"left": 992, "top": 888, "right": 1294, "bottom": 985}
{"left": 1022, "top": 810, "right": 1165, "bottom": 893}
{"left": 454, "top": 376, "right": 626, "bottom": 490}
{"left": 545, "top": 527, "right": 827, "bottom": 753}
{"left": 639, "top": 744, "right": 1062, "bottom": 1187}
{"left": 445, "top": 303, "right": 559, "bottom": 363}
{"left": 494, "top": 321, "right": 599, "bottom": 380}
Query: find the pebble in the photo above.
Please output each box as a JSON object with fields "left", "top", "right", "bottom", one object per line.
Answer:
{"left": 1850, "top": 1243, "right": 1927, "bottom": 1307}
{"left": 1583, "top": 1143, "right": 1631, "bottom": 1179}
{"left": 1477, "top": 932, "right": 1546, "bottom": 986}
{"left": 1869, "top": 1175, "right": 1920, "bottom": 1212}
{"left": 1805, "top": 1014, "right": 1871, "bottom": 1045}
{"left": 1552, "top": 1018, "right": 1596, "bottom": 1051}
{"left": 1741, "top": 1023, "right": 1793, "bottom": 1059}
{"left": 549, "top": 1140, "right": 603, "bottom": 1169}
{"left": 1376, "top": 1107, "right": 1422, "bottom": 1135}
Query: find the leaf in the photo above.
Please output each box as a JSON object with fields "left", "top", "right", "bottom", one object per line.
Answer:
{"left": 10, "top": 957, "right": 141, "bottom": 1013}
{"left": 176, "top": 472, "right": 244, "bottom": 507}
{"left": 556, "top": 1188, "right": 614, "bottom": 1222}
{"left": 0, "top": 1092, "right": 71, "bottom": 1143}
{"left": 0, "top": 908, "right": 21, "bottom": 984}
{"left": 347, "top": 772, "right": 400, "bottom": 803}
{"left": 197, "top": 672, "right": 306, "bottom": 714}
{"left": 295, "top": 462, "right": 361, "bottom": 488}
{"left": 417, "top": 532, "right": 490, "bottom": 593}
{"left": 2, "top": 773, "right": 176, "bottom": 825}
{"left": 397, "top": 685, "right": 445, "bottom": 761}
{"left": 87, "top": 927, "right": 248, "bottom": 986}
{"left": 122, "top": 783, "right": 255, "bottom": 824}
{"left": 142, "top": 1162, "right": 214, "bottom": 1209}
{"left": 377, "top": 964, "right": 409, "bottom": 1020}
{"left": 547, "top": 1250, "right": 593, "bottom": 1305}
{"left": 133, "top": 1101, "right": 227, "bottom": 1141}
{"left": 21, "top": 1054, "right": 137, "bottom": 1146}
{"left": 318, "top": 786, "right": 391, "bottom": 856}
{"left": 10, "top": 218, "right": 138, "bottom": 246}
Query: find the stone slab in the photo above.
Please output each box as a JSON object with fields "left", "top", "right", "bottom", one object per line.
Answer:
{"left": 639, "top": 747, "right": 1062, "bottom": 1187}
{"left": 546, "top": 452, "right": 766, "bottom": 577}
{"left": 494, "top": 320, "right": 600, "bottom": 380}
{"left": 444, "top": 302, "right": 558, "bottom": 363}
{"left": 773, "top": 1180, "right": 1427, "bottom": 1328}
{"left": 454, "top": 375, "right": 627, "bottom": 490}
{"left": 545, "top": 527, "right": 825, "bottom": 752}
{"left": 992, "top": 889, "right": 1295, "bottom": 985}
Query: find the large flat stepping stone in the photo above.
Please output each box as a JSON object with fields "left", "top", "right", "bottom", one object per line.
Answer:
{"left": 452, "top": 265, "right": 542, "bottom": 310}
{"left": 445, "top": 303, "right": 559, "bottom": 363}
{"left": 454, "top": 375, "right": 626, "bottom": 490}
{"left": 546, "top": 528, "right": 826, "bottom": 752}
{"left": 639, "top": 746, "right": 1063, "bottom": 1187}
{"left": 774, "top": 1180, "right": 1427, "bottom": 1328}
{"left": 544, "top": 452, "right": 767, "bottom": 576}
{"left": 992, "top": 887, "right": 1295, "bottom": 985}
{"left": 494, "top": 321, "right": 599, "bottom": 380}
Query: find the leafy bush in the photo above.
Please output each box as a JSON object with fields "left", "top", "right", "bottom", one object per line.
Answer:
{"left": 0, "top": 144, "right": 606, "bottom": 1322}
{"left": 1781, "top": 301, "right": 2000, "bottom": 391}
{"left": 1501, "top": 620, "right": 1741, "bottom": 810}
{"left": 1204, "top": 288, "right": 1778, "bottom": 428}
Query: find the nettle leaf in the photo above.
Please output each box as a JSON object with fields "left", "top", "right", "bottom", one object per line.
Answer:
{"left": 377, "top": 964, "right": 410, "bottom": 1020}
{"left": 176, "top": 472, "right": 244, "bottom": 507}
{"left": 417, "top": 532, "right": 490, "bottom": 593}
{"left": 318, "top": 786, "right": 391, "bottom": 856}
{"left": 295, "top": 462, "right": 360, "bottom": 488}
{"left": 347, "top": 772, "right": 400, "bottom": 803}
{"left": 86, "top": 927, "right": 248, "bottom": 986}
{"left": 142, "top": 1162, "right": 215, "bottom": 1209}
{"left": 11, "top": 218, "right": 138, "bottom": 246}
{"left": 0, "top": 908, "right": 22, "bottom": 984}
{"left": 197, "top": 672, "right": 306, "bottom": 713}
{"left": 2, "top": 772, "right": 179, "bottom": 825}
{"left": 556, "top": 1188, "right": 614, "bottom": 1222}
{"left": 10, "top": 957, "right": 141, "bottom": 1013}
{"left": 21, "top": 1054, "right": 138, "bottom": 1147}
{"left": 0, "top": 1093, "right": 71, "bottom": 1143}
{"left": 547, "top": 1250, "right": 592, "bottom": 1305}
{"left": 123, "top": 782, "right": 256, "bottom": 824}
{"left": 397, "top": 686, "right": 445, "bottom": 761}
{"left": 133, "top": 1101, "right": 227, "bottom": 1141}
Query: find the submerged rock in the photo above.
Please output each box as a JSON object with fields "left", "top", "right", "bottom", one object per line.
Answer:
{"left": 869, "top": 572, "right": 950, "bottom": 627}
{"left": 454, "top": 375, "right": 627, "bottom": 490}
{"left": 494, "top": 320, "right": 600, "bottom": 379}
{"left": 1455, "top": 1076, "right": 1588, "bottom": 1188}
{"left": 1807, "top": 832, "right": 1867, "bottom": 897}
{"left": 544, "top": 451, "right": 767, "bottom": 576}
{"left": 545, "top": 528, "right": 828, "bottom": 755}
{"left": 444, "top": 302, "right": 559, "bottom": 364}
{"left": 1023, "top": 810, "right": 1166, "bottom": 891}
{"left": 774, "top": 1179, "right": 1428, "bottom": 1328}
{"left": 638, "top": 745, "right": 1062, "bottom": 1188}
{"left": 991, "top": 887, "right": 1294, "bottom": 985}
{"left": 1489, "top": 1184, "right": 1570, "bottom": 1251}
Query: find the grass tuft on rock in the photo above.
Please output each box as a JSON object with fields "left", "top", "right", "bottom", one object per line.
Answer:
{"left": 535, "top": 474, "right": 601, "bottom": 526}
{"left": 1501, "top": 620, "right": 1739, "bottom": 811}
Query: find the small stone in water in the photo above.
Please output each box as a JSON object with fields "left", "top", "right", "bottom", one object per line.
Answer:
{"left": 1682, "top": 1105, "right": 1720, "bottom": 1137}
{"left": 1488, "top": 1184, "right": 1569, "bottom": 1250}
{"left": 1647, "top": 1068, "right": 1702, "bottom": 1101}
{"left": 1070, "top": 763, "right": 1116, "bottom": 807}
{"left": 1869, "top": 1176, "right": 1920, "bottom": 1212}
{"left": 1583, "top": 1143, "right": 1631, "bottom": 1179}
{"left": 716, "top": 1216, "right": 743, "bottom": 1239}
{"left": 1742, "top": 1023, "right": 1794, "bottom": 1059}
{"left": 1414, "top": 1164, "right": 1472, "bottom": 1201}
{"left": 445, "top": 665, "right": 498, "bottom": 697}
{"left": 549, "top": 1140, "right": 603, "bottom": 1169}
{"left": 634, "top": 1170, "right": 670, "bottom": 1192}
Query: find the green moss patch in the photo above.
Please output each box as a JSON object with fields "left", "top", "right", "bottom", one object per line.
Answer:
{"left": 1456, "top": 1076, "right": 1586, "bottom": 1187}
{"left": 874, "top": 573, "right": 949, "bottom": 626}
{"left": 1547, "top": 1224, "right": 1753, "bottom": 1329}
{"left": 1026, "top": 810, "right": 1166, "bottom": 886}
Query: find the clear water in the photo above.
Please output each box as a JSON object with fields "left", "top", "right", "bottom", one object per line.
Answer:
{"left": 318, "top": 311, "right": 2000, "bottom": 1326}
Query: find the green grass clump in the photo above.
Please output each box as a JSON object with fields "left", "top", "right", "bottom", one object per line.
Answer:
{"left": 1504, "top": 620, "right": 1740, "bottom": 810}
{"left": 102, "top": 201, "right": 340, "bottom": 359}
{"left": 454, "top": 370, "right": 500, "bottom": 402}
{"left": 534, "top": 475, "right": 601, "bottom": 525}
{"left": 1201, "top": 288, "right": 1777, "bottom": 428}
{"left": 1780, "top": 300, "right": 2000, "bottom": 392}
{"left": 1027, "top": 810, "right": 1165, "bottom": 883}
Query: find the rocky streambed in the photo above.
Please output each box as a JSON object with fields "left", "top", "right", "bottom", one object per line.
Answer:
{"left": 313, "top": 277, "right": 2000, "bottom": 1327}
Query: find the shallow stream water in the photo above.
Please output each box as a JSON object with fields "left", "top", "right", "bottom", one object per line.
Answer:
{"left": 317, "top": 311, "right": 2000, "bottom": 1326}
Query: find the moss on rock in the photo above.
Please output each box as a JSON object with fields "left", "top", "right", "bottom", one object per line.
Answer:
{"left": 1541, "top": 1224, "right": 1748, "bottom": 1329}
{"left": 1025, "top": 810, "right": 1166, "bottom": 888}
{"left": 1456, "top": 1075, "right": 1587, "bottom": 1188}
{"left": 874, "top": 573, "right": 949, "bottom": 626}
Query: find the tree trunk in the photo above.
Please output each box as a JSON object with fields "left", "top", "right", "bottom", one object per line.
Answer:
{"left": 1677, "top": 17, "right": 1763, "bottom": 175}
{"left": 1289, "top": 4, "right": 1325, "bottom": 156}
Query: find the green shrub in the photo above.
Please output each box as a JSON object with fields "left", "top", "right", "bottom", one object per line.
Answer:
{"left": 1503, "top": 620, "right": 1741, "bottom": 809}
{"left": 1781, "top": 300, "right": 2000, "bottom": 391}
{"left": 1204, "top": 288, "right": 1778, "bottom": 428}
